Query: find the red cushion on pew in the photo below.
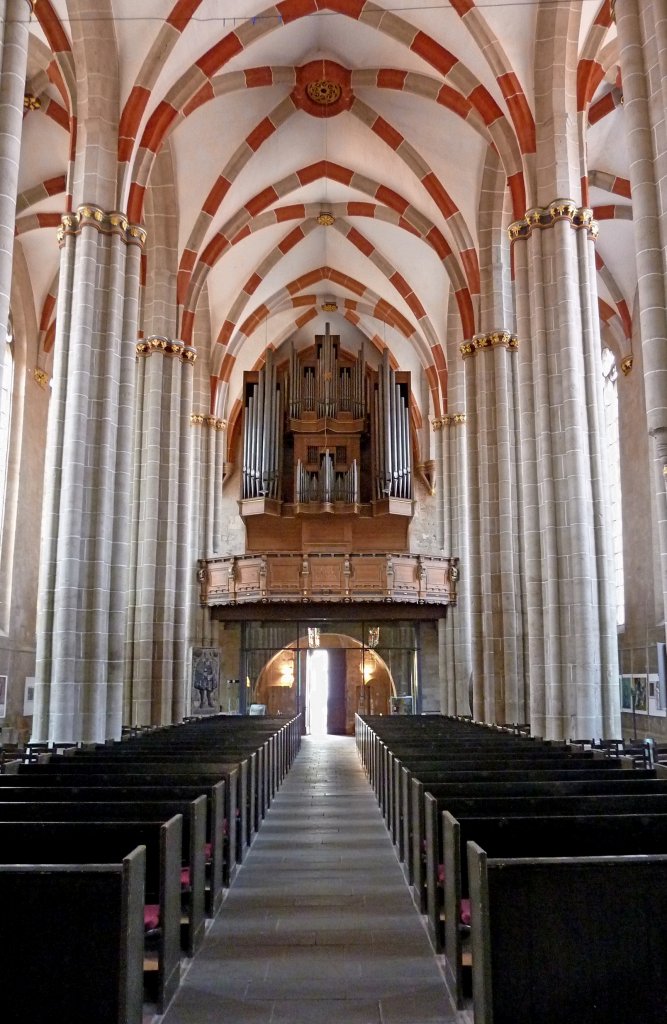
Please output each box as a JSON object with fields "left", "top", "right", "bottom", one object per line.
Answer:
{"left": 144, "top": 905, "right": 160, "bottom": 931}
{"left": 437, "top": 864, "right": 445, "bottom": 885}
{"left": 204, "top": 842, "right": 212, "bottom": 861}
{"left": 460, "top": 899, "right": 471, "bottom": 926}
{"left": 181, "top": 867, "right": 191, "bottom": 888}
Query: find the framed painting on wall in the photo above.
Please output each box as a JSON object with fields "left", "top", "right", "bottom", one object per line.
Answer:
{"left": 632, "top": 675, "right": 648, "bottom": 713}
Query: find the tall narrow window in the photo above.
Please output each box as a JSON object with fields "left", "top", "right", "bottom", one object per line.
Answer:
{"left": 0, "top": 324, "right": 14, "bottom": 554}
{"left": 601, "top": 347, "right": 624, "bottom": 627}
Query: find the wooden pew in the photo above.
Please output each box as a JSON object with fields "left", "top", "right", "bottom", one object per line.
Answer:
{"left": 0, "top": 847, "right": 145, "bottom": 1024}
{"left": 383, "top": 751, "right": 616, "bottom": 834}
{"left": 69, "top": 748, "right": 259, "bottom": 848}
{"left": 467, "top": 844, "right": 667, "bottom": 1024}
{"left": 0, "top": 818, "right": 182, "bottom": 1013}
{"left": 407, "top": 765, "right": 628, "bottom": 907}
{"left": 444, "top": 810, "right": 667, "bottom": 1007}
{"left": 16, "top": 760, "right": 242, "bottom": 878}
{"left": 116, "top": 730, "right": 273, "bottom": 823}
{"left": 0, "top": 778, "right": 226, "bottom": 912}
{"left": 0, "top": 797, "right": 206, "bottom": 957}
{"left": 402, "top": 766, "right": 622, "bottom": 886}
{"left": 423, "top": 789, "right": 667, "bottom": 953}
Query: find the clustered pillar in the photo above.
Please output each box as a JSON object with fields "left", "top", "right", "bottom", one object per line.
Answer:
{"left": 124, "top": 337, "right": 195, "bottom": 727}
{"left": 0, "top": 0, "right": 30, "bottom": 385}
{"left": 615, "top": 0, "right": 667, "bottom": 641}
{"left": 33, "top": 207, "right": 145, "bottom": 742}
{"left": 462, "top": 331, "right": 527, "bottom": 726}
{"left": 511, "top": 203, "right": 619, "bottom": 739}
{"left": 436, "top": 413, "right": 472, "bottom": 716}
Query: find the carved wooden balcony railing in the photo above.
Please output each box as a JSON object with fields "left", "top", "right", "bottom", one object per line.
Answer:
{"left": 197, "top": 552, "right": 459, "bottom": 607}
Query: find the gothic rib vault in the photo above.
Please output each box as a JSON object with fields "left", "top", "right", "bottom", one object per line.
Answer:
{"left": 0, "top": 0, "right": 664, "bottom": 743}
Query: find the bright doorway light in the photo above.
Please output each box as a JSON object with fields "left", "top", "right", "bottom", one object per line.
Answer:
{"left": 307, "top": 649, "right": 329, "bottom": 735}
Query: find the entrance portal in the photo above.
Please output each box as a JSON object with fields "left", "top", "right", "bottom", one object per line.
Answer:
{"left": 245, "top": 622, "right": 418, "bottom": 731}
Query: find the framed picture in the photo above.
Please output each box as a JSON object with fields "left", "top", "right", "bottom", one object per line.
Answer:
{"left": 648, "top": 673, "right": 665, "bottom": 716}
{"left": 191, "top": 648, "right": 220, "bottom": 715}
{"left": 632, "top": 674, "right": 648, "bottom": 713}
{"left": 621, "top": 675, "right": 633, "bottom": 711}
{"left": 0, "top": 675, "right": 7, "bottom": 719}
{"left": 23, "top": 676, "right": 35, "bottom": 716}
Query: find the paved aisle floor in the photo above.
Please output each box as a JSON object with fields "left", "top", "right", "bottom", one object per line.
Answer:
{"left": 161, "top": 735, "right": 457, "bottom": 1024}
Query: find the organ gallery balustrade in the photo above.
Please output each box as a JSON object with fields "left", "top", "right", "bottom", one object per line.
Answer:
{"left": 197, "top": 553, "right": 458, "bottom": 608}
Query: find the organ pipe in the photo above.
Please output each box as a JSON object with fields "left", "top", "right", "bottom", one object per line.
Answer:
{"left": 243, "top": 329, "right": 411, "bottom": 506}
{"left": 371, "top": 349, "right": 412, "bottom": 500}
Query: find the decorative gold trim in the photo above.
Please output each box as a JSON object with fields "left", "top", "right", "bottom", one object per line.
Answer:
{"left": 57, "top": 206, "right": 147, "bottom": 249}
{"left": 33, "top": 367, "right": 49, "bottom": 388}
{"left": 137, "top": 336, "right": 179, "bottom": 356}
{"left": 136, "top": 337, "right": 196, "bottom": 363}
{"left": 24, "top": 93, "right": 41, "bottom": 111}
{"left": 508, "top": 200, "right": 598, "bottom": 243}
{"left": 206, "top": 416, "right": 227, "bottom": 431}
{"left": 434, "top": 413, "right": 466, "bottom": 427}
{"left": 317, "top": 213, "right": 335, "bottom": 227}
{"left": 461, "top": 331, "right": 518, "bottom": 358}
{"left": 620, "top": 355, "right": 633, "bottom": 376}
{"left": 306, "top": 80, "right": 341, "bottom": 106}
{"left": 321, "top": 301, "right": 337, "bottom": 312}
{"left": 191, "top": 414, "right": 225, "bottom": 429}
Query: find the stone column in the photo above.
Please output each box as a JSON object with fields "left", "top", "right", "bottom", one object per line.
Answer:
{"left": 189, "top": 413, "right": 228, "bottom": 714}
{"left": 0, "top": 0, "right": 31, "bottom": 396}
{"left": 462, "top": 331, "right": 527, "bottom": 725}
{"left": 615, "top": 0, "right": 667, "bottom": 638}
{"left": 33, "top": 207, "right": 146, "bottom": 742}
{"left": 124, "top": 337, "right": 195, "bottom": 727}
{"left": 436, "top": 413, "right": 472, "bottom": 716}
{"left": 188, "top": 414, "right": 228, "bottom": 560}
{"left": 511, "top": 202, "right": 619, "bottom": 739}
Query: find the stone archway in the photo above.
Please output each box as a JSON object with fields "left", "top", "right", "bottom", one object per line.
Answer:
{"left": 254, "top": 633, "right": 395, "bottom": 735}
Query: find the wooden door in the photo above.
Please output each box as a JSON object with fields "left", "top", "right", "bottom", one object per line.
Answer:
{"left": 327, "top": 649, "right": 347, "bottom": 735}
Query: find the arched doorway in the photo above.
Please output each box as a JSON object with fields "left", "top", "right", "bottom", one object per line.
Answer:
{"left": 253, "top": 633, "right": 396, "bottom": 735}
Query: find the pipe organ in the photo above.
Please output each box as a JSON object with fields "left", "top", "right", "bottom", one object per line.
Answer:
{"left": 242, "top": 349, "right": 283, "bottom": 502}
{"left": 240, "top": 326, "right": 414, "bottom": 553}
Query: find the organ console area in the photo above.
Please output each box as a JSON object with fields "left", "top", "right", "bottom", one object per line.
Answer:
{"left": 240, "top": 326, "right": 415, "bottom": 554}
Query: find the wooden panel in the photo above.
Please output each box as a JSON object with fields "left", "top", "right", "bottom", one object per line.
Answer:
{"left": 235, "top": 560, "right": 263, "bottom": 598}
{"left": 424, "top": 562, "right": 450, "bottom": 597}
{"left": 310, "top": 558, "right": 345, "bottom": 595}
{"left": 350, "top": 557, "right": 386, "bottom": 592}
{"left": 302, "top": 519, "right": 352, "bottom": 552}
{"left": 392, "top": 560, "right": 418, "bottom": 599}
{"left": 266, "top": 559, "right": 301, "bottom": 593}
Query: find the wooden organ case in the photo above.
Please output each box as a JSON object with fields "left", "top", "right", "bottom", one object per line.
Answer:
{"left": 240, "top": 326, "right": 414, "bottom": 554}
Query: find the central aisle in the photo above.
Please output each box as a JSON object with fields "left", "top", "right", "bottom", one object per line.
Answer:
{"left": 161, "top": 735, "right": 457, "bottom": 1024}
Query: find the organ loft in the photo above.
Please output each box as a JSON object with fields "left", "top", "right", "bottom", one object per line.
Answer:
{"left": 200, "top": 326, "right": 456, "bottom": 610}
{"left": 239, "top": 325, "right": 414, "bottom": 553}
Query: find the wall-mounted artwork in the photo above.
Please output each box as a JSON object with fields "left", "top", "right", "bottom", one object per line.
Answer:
{"left": 632, "top": 674, "right": 648, "bottom": 713}
{"left": 621, "top": 676, "right": 633, "bottom": 711}
{"left": 23, "top": 677, "right": 35, "bottom": 716}
{"left": 0, "top": 675, "right": 6, "bottom": 718}
{"left": 191, "top": 648, "right": 220, "bottom": 715}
